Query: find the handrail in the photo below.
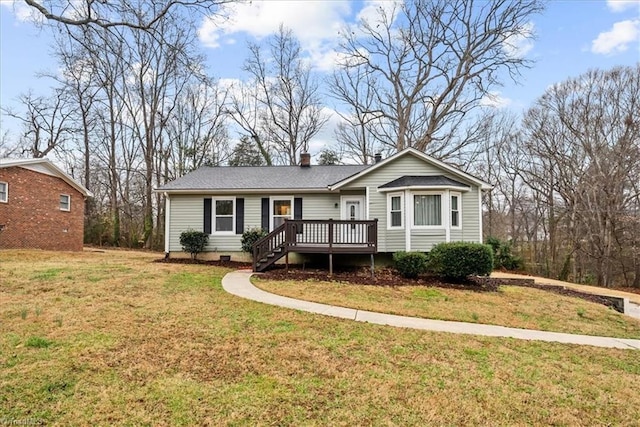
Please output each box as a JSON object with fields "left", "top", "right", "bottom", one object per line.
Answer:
{"left": 252, "top": 222, "right": 286, "bottom": 269}
{"left": 252, "top": 219, "right": 378, "bottom": 271}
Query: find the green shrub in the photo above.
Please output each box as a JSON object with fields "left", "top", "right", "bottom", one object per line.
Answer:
{"left": 179, "top": 230, "right": 209, "bottom": 260}
{"left": 485, "top": 236, "right": 523, "bottom": 271}
{"left": 428, "top": 242, "right": 494, "bottom": 281}
{"left": 393, "top": 251, "right": 429, "bottom": 278}
{"left": 241, "top": 228, "right": 268, "bottom": 253}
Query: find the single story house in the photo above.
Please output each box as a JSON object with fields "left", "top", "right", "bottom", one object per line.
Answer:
{"left": 157, "top": 148, "right": 492, "bottom": 271}
{"left": 0, "top": 158, "right": 92, "bottom": 251}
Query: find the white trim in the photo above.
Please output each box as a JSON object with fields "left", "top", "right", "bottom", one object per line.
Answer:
{"left": 450, "top": 191, "right": 462, "bottom": 230}
{"left": 378, "top": 184, "right": 471, "bottom": 193}
{"left": 405, "top": 189, "right": 411, "bottom": 251}
{"left": 328, "top": 147, "right": 493, "bottom": 191}
{"left": 212, "top": 197, "right": 236, "bottom": 235}
{"left": 411, "top": 191, "right": 445, "bottom": 229}
{"left": 0, "top": 158, "right": 93, "bottom": 197}
{"left": 340, "top": 196, "right": 365, "bottom": 221}
{"left": 155, "top": 188, "right": 334, "bottom": 195}
{"left": 478, "top": 189, "right": 483, "bottom": 243}
{"left": 365, "top": 186, "right": 370, "bottom": 220}
{"left": 164, "top": 193, "right": 171, "bottom": 253}
{"left": 269, "top": 196, "right": 294, "bottom": 230}
{"left": 444, "top": 190, "right": 451, "bottom": 242}
{"left": 386, "top": 192, "right": 404, "bottom": 230}
{"left": 60, "top": 194, "right": 71, "bottom": 211}
{"left": 0, "top": 181, "right": 7, "bottom": 203}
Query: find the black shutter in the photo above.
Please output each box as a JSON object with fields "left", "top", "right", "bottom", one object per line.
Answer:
{"left": 294, "top": 198, "right": 302, "bottom": 219}
{"left": 235, "top": 198, "right": 244, "bottom": 234}
{"left": 261, "top": 198, "right": 269, "bottom": 231}
{"left": 294, "top": 197, "right": 303, "bottom": 234}
{"left": 204, "top": 198, "right": 212, "bottom": 234}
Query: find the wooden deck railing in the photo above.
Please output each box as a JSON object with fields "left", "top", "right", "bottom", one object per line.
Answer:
{"left": 253, "top": 219, "right": 378, "bottom": 272}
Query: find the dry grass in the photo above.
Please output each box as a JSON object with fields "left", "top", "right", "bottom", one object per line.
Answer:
{"left": 1, "top": 249, "right": 640, "bottom": 426}
{"left": 254, "top": 278, "right": 640, "bottom": 339}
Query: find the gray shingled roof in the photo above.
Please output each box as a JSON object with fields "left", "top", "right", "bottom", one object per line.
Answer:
{"left": 378, "top": 175, "right": 471, "bottom": 189}
{"left": 157, "top": 165, "right": 369, "bottom": 191}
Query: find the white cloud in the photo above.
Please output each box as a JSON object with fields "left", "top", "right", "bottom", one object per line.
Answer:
{"left": 502, "top": 22, "right": 535, "bottom": 58}
{"left": 479, "top": 92, "right": 512, "bottom": 109}
{"left": 356, "top": 0, "right": 401, "bottom": 24}
{"left": 0, "top": 0, "right": 45, "bottom": 23}
{"left": 606, "top": 0, "right": 640, "bottom": 12}
{"left": 198, "top": 1, "right": 350, "bottom": 48}
{"left": 198, "top": 0, "right": 355, "bottom": 71}
{"left": 591, "top": 19, "right": 640, "bottom": 54}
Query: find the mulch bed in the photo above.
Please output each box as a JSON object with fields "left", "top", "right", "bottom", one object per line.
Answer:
{"left": 154, "top": 257, "right": 253, "bottom": 269}
{"left": 157, "top": 258, "right": 625, "bottom": 311}
{"left": 261, "top": 266, "right": 623, "bottom": 310}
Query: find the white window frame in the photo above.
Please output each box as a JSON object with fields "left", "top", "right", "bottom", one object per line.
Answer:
{"left": 212, "top": 197, "right": 235, "bottom": 235}
{"left": 412, "top": 191, "right": 444, "bottom": 229}
{"left": 0, "top": 181, "right": 7, "bottom": 203}
{"left": 60, "top": 194, "right": 71, "bottom": 211}
{"left": 387, "top": 192, "right": 404, "bottom": 230}
{"left": 270, "top": 196, "right": 294, "bottom": 230}
{"left": 451, "top": 192, "right": 462, "bottom": 229}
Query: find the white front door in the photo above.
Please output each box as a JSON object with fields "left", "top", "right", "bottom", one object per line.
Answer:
{"left": 341, "top": 196, "right": 365, "bottom": 243}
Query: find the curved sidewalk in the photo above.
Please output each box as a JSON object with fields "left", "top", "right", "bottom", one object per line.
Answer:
{"left": 222, "top": 271, "right": 640, "bottom": 350}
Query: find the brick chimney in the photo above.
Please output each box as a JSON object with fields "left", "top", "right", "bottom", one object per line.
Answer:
{"left": 374, "top": 153, "right": 382, "bottom": 163}
{"left": 300, "top": 152, "right": 311, "bottom": 167}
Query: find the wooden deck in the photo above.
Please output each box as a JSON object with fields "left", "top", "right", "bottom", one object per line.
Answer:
{"left": 252, "top": 219, "right": 378, "bottom": 272}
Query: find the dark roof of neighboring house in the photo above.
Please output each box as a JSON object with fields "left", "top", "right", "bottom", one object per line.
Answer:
{"left": 157, "top": 165, "right": 369, "bottom": 191}
{"left": 379, "top": 175, "right": 471, "bottom": 189}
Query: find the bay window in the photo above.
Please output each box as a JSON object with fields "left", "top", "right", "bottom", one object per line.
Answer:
{"left": 414, "top": 193, "right": 441, "bottom": 226}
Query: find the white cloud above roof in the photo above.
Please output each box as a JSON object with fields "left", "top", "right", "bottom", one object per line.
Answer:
{"left": 502, "top": 22, "right": 536, "bottom": 59}
{"left": 479, "top": 92, "right": 513, "bottom": 109}
{"left": 606, "top": 0, "right": 640, "bottom": 12}
{"left": 591, "top": 19, "right": 640, "bottom": 54}
{"left": 198, "top": 0, "right": 353, "bottom": 71}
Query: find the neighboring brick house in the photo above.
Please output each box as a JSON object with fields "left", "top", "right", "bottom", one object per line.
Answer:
{"left": 0, "top": 158, "right": 92, "bottom": 251}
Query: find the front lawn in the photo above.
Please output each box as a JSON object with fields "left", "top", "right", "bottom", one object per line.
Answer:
{"left": 1, "top": 250, "right": 640, "bottom": 425}
{"left": 254, "top": 276, "right": 640, "bottom": 339}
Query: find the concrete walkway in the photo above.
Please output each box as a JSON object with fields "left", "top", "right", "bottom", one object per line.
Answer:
{"left": 222, "top": 271, "right": 640, "bottom": 350}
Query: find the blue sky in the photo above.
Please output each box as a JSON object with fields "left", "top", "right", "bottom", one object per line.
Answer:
{"left": 1, "top": 0, "right": 639, "bottom": 147}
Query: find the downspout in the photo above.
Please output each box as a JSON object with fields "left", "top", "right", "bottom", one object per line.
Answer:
{"left": 164, "top": 192, "right": 171, "bottom": 257}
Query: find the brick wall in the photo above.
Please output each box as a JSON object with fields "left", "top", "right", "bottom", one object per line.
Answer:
{"left": 0, "top": 166, "right": 85, "bottom": 251}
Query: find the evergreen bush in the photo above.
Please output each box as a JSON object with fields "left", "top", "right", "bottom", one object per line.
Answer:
{"left": 428, "top": 242, "right": 494, "bottom": 281}
{"left": 393, "top": 251, "right": 429, "bottom": 278}
{"left": 241, "top": 228, "right": 268, "bottom": 253}
{"left": 179, "top": 229, "right": 209, "bottom": 260}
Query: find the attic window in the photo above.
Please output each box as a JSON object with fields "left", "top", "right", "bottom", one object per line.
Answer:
{"left": 60, "top": 194, "right": 71, "bottom": 211}
{"left": 0, "top": 182, "right": 7, "bottom": 203}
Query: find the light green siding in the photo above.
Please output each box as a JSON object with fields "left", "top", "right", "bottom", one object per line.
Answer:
{"left": 340, "top": 154, "right": 483, "bottom": 252}
{"left": 167, "top": 154, "right": 485, "bottom": 255}
{"left": 168, "top": 192, "right": 342, "bottom": 253}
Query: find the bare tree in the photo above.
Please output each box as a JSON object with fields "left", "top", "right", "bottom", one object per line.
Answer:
{"left": 520, "top": 65, "right": 640, "bottom": 287}
{"left": 334, "top": 0, "right": 543, "bottom": 160}
{"left": 165, "top": 79, "right": 231, "bottom": 177}
{"left": 21, "top": 0, "right": 233, "bottom": 31}
{"left": 241, "top": 25, "right": 329, "bottom": 165}
{"left": 2, "top": 90, "right": 76, "bottom": 158}
{"left": 329, "top": 65, "right": 385, "bottom": 165}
